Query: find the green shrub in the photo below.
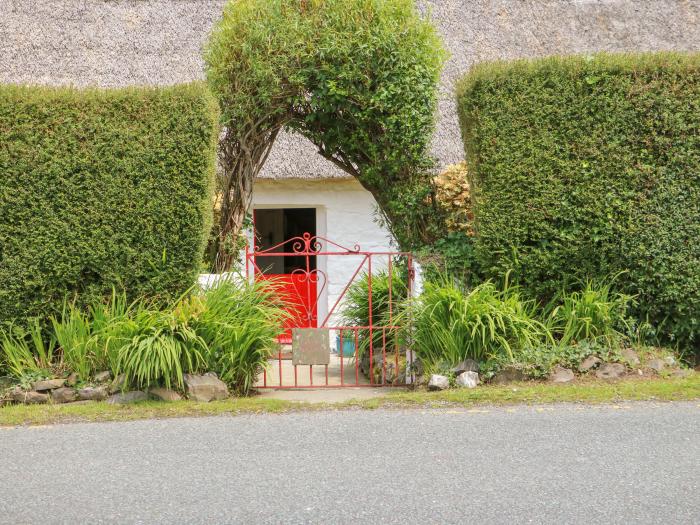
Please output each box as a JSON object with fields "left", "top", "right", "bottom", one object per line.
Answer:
{"left": 341, "top": 268, "right": 408, "bottom": 358}
{"left": 191, "top": 278, "right": 286, "bottom": 395}
{"left": 411, "top": 279, "right": 548, "bottom": 374}
{"left": 456, "top": 52, "right": 700, "bottom": 352}
{"left": 544, "top": 280, "right": 634, "bottom": 347}
{"left": 0, "top": 83, "right": 219, "bottom": 324}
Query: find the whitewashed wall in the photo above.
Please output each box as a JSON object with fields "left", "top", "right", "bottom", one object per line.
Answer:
{"left": 249, "top": 178, "right": 397, "bottom": 336}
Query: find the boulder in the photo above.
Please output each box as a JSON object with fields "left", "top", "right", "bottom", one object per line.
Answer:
{"left": 106, "top": 391, "right": 148, "bottom": 405}
{"left": 66, "top": 373, "right": 79, "bottom": 387}
{"left": 51, "top": 387, "right": 78, "bottom": 404}
{"left": 94, "top": 371, "right": 112, "bottom": 383}
{"left": 671, "top": 369, "right": 692, "bottom": 379}
{"left": 664, "top": 356, "right": 677, "bottom": 367}
{"left": 78, "top": 386, "right": 109, "bottom": 402}
{"left": 621, "top": 348, "right": 640, "bottom": 367}
{"left": 32, "top": 378, "right": 66, "bottom": 392}
{"left": 647, "top": 358, "right": 665, "bottom": 373}
{"left": 595, "top": 362, "right": 626, "bottom": 380}
{"left": 428, "top": 374, "right": 450, "bottom": 391}
{"left": 452, "top": 359, "right": 479, "bottom": 375}
{"left": 12, "top": 389, "right": 49, "bottom": 404}
{"left": 149, "top": 388, "right": 183, "bottom": 402}
{"left": 455, "top": 371, "right": 479, "bottom": 388}
{"left": 109, "top": 374, "right": 126, "bottom": 394}
{"left": 550, "top": 366, "right": 575, "bottom": 383}
{"left": 491, "top": 366, "right": 526, "bottom": 384}
{"left": 579, "top": 355, "right": 601, "bottom": 372}
{"left": 183, "top": 373, "right": 229, "bottom": 402}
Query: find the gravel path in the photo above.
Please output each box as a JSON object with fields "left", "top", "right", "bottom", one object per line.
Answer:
{"left": 1, "top": 402, "right": 698, "bottom": 524}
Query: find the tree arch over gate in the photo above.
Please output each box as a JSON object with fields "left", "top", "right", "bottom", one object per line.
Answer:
{"left": 205, "top": 0, "right": 447, "bottom": 271}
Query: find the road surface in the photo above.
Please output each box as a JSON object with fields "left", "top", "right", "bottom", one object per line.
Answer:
{"left": 1, "top": 402, "right": 698, "bottom": 524}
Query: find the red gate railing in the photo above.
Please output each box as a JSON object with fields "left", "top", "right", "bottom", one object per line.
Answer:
{"left": 246, "top": 233, "right": 415, "bottom": 388}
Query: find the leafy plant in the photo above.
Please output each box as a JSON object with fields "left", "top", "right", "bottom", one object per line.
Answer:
{"left": 115, "top": 309, "right": 207, "bottom": 391}
{"left": 341, "top": 268, "right": 408, "bottom": 359}
{"left": 544, "top": 280, "right": 633, "bottom": 346}
{"left": 0, "top": 319, "right": 57, "bottom": 379}
{"left": 191, "top": 277, "right": 286, "bottom": 395}
{"left": 411, "top": 279, "right": 548, "bottom": 374}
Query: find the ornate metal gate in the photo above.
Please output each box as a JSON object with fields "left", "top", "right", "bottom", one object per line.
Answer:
{"left": 246, "top": 233, "right": 415, "bottom": 388}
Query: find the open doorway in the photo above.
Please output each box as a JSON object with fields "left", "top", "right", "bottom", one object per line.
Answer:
{"left": 253, "top": 208, "right": 316, "bottom": 274}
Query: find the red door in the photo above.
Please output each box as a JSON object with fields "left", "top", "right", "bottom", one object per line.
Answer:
{"left": 253, "top": 208, "right": 318, "bottom": 344}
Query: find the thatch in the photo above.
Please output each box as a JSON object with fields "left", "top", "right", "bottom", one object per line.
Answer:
{"left": 1, "top": 0, "right": 699, "bottom": 179}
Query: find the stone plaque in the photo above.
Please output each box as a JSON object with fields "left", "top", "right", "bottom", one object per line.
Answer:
{"left": 292, "top": 328, "right": 330, "bottom": 366}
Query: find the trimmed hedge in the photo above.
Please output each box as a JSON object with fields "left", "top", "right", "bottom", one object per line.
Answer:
{"left": 456, "top": 52, "right": 700, "bottom": 349}
{"left": 0, "top": 83, "right": 219, "bottom": 323}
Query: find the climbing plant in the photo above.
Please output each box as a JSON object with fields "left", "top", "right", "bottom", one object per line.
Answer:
{"left": 204, "top": 0, "right": 446, "bottom": 269}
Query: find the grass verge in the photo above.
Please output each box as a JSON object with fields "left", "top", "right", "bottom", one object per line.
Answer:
{"left": 1, "top": 374, "right": 698, "bottom": 427}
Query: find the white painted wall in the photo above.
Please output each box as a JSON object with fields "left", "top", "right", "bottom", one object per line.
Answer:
{"left": 248, "top": 178, "right": 397, "bottom": 339}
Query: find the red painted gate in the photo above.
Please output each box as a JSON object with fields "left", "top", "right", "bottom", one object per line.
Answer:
{"left": 246, "top": 233, "right": 415, "bottom": 388}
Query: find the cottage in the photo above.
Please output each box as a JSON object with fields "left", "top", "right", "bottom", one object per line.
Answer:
{"left": 2, "top": 0, "right": 698, "bottom": 342}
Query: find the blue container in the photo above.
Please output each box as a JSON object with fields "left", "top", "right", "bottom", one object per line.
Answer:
{"left": 336, "top": 334, "right": 356, "bottom": 357}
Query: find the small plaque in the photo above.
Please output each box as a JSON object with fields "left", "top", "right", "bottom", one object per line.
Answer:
{"left": 292, "top": 328, "right": 330, "bottom": 366}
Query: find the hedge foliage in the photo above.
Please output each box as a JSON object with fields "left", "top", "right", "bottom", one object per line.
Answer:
{"left": 0, "top": 83, "right": 219, "bottom": 324}
{"left": 456, "top": 52, "right": 700, "bottom": 349}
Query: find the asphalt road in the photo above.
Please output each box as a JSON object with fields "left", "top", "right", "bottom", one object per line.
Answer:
{"left": 1, "top": 402, "right": 698, "bottom": 524}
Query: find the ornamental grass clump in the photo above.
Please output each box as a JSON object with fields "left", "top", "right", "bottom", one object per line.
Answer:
{"left": 190, "top": 277, "right": 286, "bottom": 395}
{"left": 412, "top": 279, "right": 548, "bottom": 374}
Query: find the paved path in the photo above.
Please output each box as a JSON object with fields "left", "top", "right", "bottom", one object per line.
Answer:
{"left": 1, "top": 402, "right": 698, "bottom": 524}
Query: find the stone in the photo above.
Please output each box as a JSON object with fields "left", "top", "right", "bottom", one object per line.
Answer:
{"left": 664, "top": 355, "right": 677, "bottom": 367}
{"left": 671, "top": 369, "right": 692, "bottom": 379}
{"left": 647, "top": 358, "right": 665, "bottom": 373}
{"left": 428, "top": 374, "right": 450, "bottom": 391}
{"left": 92, "top": 370, "right": 111, "bottom": 383}
{"left": 109, "top": 374, "right": 126, "bottom": 394}
{"left": 0, "top": 376, "right": 14, "bottom": 390}
{"left": 579, "top": 355, "right": 602, "bottom": 372}
{"left": 51, "top": 387, "right": 78, "bottom": 404}
{"left": 595, "top": 362, "right": 626, "bottom": 380}
{"left": 31, "top": 378, "right": 65, "bottom": 392}
{"left": 550, "top": 366, "right": 575, "bottom": 383}
{"left": 78, "top": 386, "right": 109, "bottom": 402}
{"left": 11, "top": 389, "right": 49, "bottom": 405}
{"left": 183, "top": 373, "right": 229, "bottom": 402}
{"left": 149, "top": 388, "right": 183, "bottom": 402}
{"left": 66, "top": 372, "right": 79, "bottom": 386}
{"left": 491, "top": 366, "right": 526, "bottom": 385}
{"left": 106, "top": 391, "right": 148, "bottom": 405}
{"left": 455, "top": 371, "right": 479, "bottom": 388}
{"left": 452, "top": 358, "right": 479, "bottom": 375}
{"left": 620, "top": 348, "right": 640, "bottom": 367}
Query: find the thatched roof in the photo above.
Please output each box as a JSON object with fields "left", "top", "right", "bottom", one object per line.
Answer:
{"left": 2, "top": 0, "right": 699, "bottom": 179}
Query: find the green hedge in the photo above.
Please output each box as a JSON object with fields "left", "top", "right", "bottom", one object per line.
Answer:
{"left": 0, "top": 82, "right": 219, "bottom": 324}
{"left": 456, "top": 52, "right": 700, "bottom": 349}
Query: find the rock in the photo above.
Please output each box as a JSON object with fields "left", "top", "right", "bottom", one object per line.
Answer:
{"left": 620, "top": 348, "right": 640, "bottom": 367}
{"left": 579, "top": 355, "right": 602, "bottom": 372}
{"left": 550, "top": 366, "right": 575, "bottom": 383}
{"left": 428, "top": 374, "right": 450, "bottom": 391}
{"left": 183, "top": 373, "right": 229, "bottom": 402}
{"left": 109, "top": 374, "right": 126, "bottom": 394}
{"left": 452, "top": 358, "right": 479, "bottom": 375}
{"left": 671, "top": 369, "right": 692, "bottom": 379}
{"left": 32, "top": 378, "right": 65, "bottom": 392}
{"left": 491, "top": 366, "right": 526, "bottom": 384}
{"left": 455, "top": 371, "right": 479, "bottom": 388}
{"left": 647, "top": 358, "right": 665, "bottom": 373}
{"left": 0, "top": 376, "right": 14, "bottom": 390}
{"left": 106, "top": 391, "right": 148, "bottom": 405}
{"left": 664, "top": 355, "right": 677, "bottom": 367}
{"left": 94, "top": 370, "right": 112, "bottom": 383}
{"left": 78, "top": 386, "right": 109, "bottom": 402}
{"left": 11, "top": 389, "right": 49, "bottom": 404}
{"left": 66, "top": 373, "right": 79, "bottom": 386}
{"left": 149, "top": 388, "right": 183, "bottom": 402}
{"left": 51, "top": 387, "right": 78, "bottom": 404}
{"left": 595, "top": 362, "right": 626, "bottom": 380}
